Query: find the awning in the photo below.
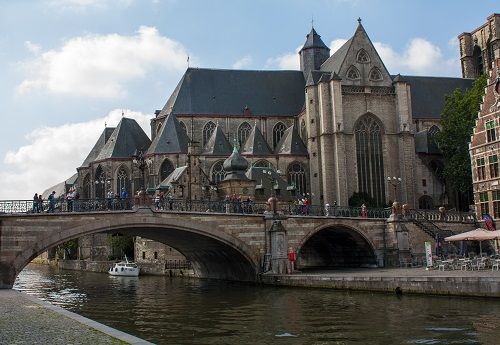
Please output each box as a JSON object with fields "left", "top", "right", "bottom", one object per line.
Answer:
{"left": 444, "top": 228, "right": 500, "bottom": 242}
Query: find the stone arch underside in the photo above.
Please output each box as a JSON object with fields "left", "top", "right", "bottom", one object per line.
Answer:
{"left": 298, "top": 226, "right": 377, "bottom": 269}
{"left": 5, "top": 218, "right": 259, "bottom": 288}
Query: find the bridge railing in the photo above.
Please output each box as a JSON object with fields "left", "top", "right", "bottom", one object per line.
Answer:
{"left": 1, "top": 198, "right": 392, "bottom": 219}
{"left": 155, "top": 200, "right": 391, "bottom": 218}
{"left": 0, "top": 198, "right": 133, "bottom": 214}
{"left": 405, "top": 209, "right": 476, "bottom": 223}
{"left": 8, "top": 198, "right": 477, "bottom": 222}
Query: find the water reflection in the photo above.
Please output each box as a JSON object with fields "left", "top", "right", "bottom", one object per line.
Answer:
{"left": 14, "top": 264, "right": 500, "bottom": 345}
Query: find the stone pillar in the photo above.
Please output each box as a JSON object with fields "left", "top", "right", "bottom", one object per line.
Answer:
{"left": 318, "top": 79, "right": 334, "bottom": 204}
{"left": 268, "top": 219, "right": 288, "bottom": 274}
{"left": 394, "top": 80, "right": 416, "bottom": 207}
{"left": 305, "top": 84, "right": 323, "bottom": 205}
{"left": 384, "top": 212, "right": 404, "bottom": 267}
{"left": 330, "top": 78, "right": 348, "bottom": 205}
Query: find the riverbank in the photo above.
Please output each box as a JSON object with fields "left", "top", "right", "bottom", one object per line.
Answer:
{"left": 260, "top": 268, "right": 500, "bottom": 297}
{"left": 0, "top": 290, "right": 153, "bottom": 344}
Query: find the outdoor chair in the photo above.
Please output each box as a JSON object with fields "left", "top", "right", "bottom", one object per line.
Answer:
{"left": 436, "top": 260, "right": 446, "bottom": 271}
{"left": 492, "top": 260, "right": 500, "bottom": 271}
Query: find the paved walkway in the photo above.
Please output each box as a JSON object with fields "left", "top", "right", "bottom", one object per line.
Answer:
{"left": 262, "top": 267, "right": 500, "bottom": 297}
{"left": 0, "top": 290, "right": 153, "bottom": 345}
{"left": 293, "top": 267, "right": 500, "bottom": 278}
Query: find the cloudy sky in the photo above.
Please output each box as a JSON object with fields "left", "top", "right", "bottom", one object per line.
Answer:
{"left": 0, "top": 0, "right": 496, "bottom": 199}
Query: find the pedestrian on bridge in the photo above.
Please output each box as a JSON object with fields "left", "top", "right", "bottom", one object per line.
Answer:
{"left": 32, "top": 193, "right": 39, "bottom": 213}
{"left": 47, "top": 191, "right": 56, "bottom": 213}
{"left": 38, "top": 194, "right": 43, "bottom": 212}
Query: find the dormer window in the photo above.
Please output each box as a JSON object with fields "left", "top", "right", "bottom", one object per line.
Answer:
{"left": 356, "top": 49, "right": 370, "bottom": 63}
{"left": 369, "top": 67, "right": 383, "bottom": 81}
{"left": 347, "top": 66, "right": 360, "bottom": 80}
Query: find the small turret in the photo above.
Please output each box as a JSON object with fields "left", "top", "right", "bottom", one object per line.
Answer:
{"left": 299, "top": 27, "right": 330, "bottom": 78}
{"left": 223, "top": 144, "right": 249, "bottom": 181}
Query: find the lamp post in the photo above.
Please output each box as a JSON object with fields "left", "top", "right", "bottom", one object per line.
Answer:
{"left": 262, "top": 169, "right": 282, "bottom": 214}
{"left": 94, "top": 175, "right": 110, "bottom": 198}
{"left": 387, "top": 176, "right": 402, "bottom": 202}
{"left": 132, "top": 151, "right": 147, "bottom": 192}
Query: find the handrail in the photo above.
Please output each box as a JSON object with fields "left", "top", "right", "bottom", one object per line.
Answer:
{"left": 406, "top": 209, "right": 455, "bottom": 240}
{"left": 0, "top": 198, "right": 391, "bottom": 219}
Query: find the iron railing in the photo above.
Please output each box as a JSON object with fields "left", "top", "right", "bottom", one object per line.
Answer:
{"left": 0, "top": 199, "right": 476, "bottom": 223}
{"left": 0, "top": 198, "right": 133, "bottom": 214}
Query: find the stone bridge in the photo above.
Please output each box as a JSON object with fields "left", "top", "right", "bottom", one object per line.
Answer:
{"left": 0, "top": 205, "right": 401, "bottom": 288}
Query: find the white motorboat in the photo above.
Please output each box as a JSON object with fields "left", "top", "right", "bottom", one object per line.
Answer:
{"left": 108, "top": 256, "right": 140, "bottom": 276}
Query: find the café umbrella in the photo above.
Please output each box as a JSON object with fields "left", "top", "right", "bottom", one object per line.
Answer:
{"left": 444, "top": 228, "right": 500, "bottom": 256}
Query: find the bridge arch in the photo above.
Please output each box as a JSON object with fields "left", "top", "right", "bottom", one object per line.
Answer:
{"left": 5, "top": 212, "right": 260, "bottom": 288}
{"left": 296, "top": 222, "right": 379, "bottom": 270}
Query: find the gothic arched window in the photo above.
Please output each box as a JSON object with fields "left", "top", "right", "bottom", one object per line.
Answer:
{"left": 160, "top": 158, "right": 175, "bottom": 182}
{"left": 356, "top": 49, "right": 370, "bottom": 63}
{"left": 238, "top": 122, "right": 252, "bottom": 146}
{"left": 82, "top": 174, "right": 91, "bottom": 199}
{"left": 253, "top": 160, "right": 273, "bottom": 169}
{"left": 203, "top": 121, "right": 216, "bottom": 147}
{"left": 300, "top": 119, "right": 307, "bottom": 142}
{"left": 369, "top": 67, "right": 383, "bottom": 81}
{"left": 273, "top": 122, "right": 287, "bottom": 149}
{"left": 116, "top": 166, "right": 130, "bottom": 196}
{"left": 211, "top": 160, "right": 226, "bottom": 183}
{"left": 287, "top": 162, "right": 307, "bottom": 196}
{"left": 347, "top": 66, "right": 361, "bottom": 80}
{"left": 179, "top": 121, "right": 188, "bottom": 138}
{"left": 355, "top": 114, "right": 385, "bottom": 206}
{"left": 94, "top": 165, "right": 106, "bottom": 199}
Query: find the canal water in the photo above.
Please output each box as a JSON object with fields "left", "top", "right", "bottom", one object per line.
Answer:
{"left": 14, "top": 264, "right": 500, "bottom": 345}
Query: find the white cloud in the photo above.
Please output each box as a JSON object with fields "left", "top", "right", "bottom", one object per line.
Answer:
{"left": 265, "top": 46, "right": 301, "bottom": 70}
{"left": 373, "top": 38, "right": 459, "bottom": 76}
{"left": 25, "top": 41, "right": 41, "bottom": 55}
{"left": 0, "top": 109, "right": 151, "bottom": 200}
{"left": 325, "top": 36, "right": 460, "bottom": 76}
{"left": 448, "top": 36, "right": 459, "bottom": 48}
{"left": 17, "top": 26, "right": 189, "bottom": 98}
{"left": 232, "top": 56, "right": 253, "bottom": 69}
{"left": 329, "top": 39, "right": 348, "bottom": 54}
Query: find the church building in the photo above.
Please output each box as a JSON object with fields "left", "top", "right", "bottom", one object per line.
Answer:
{"left": 56, "top": 19, "right": 477, "bottom": 210}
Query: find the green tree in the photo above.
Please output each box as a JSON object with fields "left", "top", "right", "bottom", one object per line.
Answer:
{"left": 107, "top": 234, "right": 134, "bottom": 259}
{"left": 437, "top": 74, "right": 487, "bottom": 201}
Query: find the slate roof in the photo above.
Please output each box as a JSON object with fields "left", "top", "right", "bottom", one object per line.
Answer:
{"left": 246, "top": 167, "right": 289, "bottom": 192}
{"left": 274, "top": 125, "right": 308, "bottom": 156}
{"left": 301, "top": 28, "right": 329, "bottom": 50}
{"left": 41, "top": 173, "right": 78, "bottom": 199}
{"left": 147, "top": 113, "right": 189, "bottom": 155}
{"left": 241, "top": 124, "right": 273, "bottom": 155}
{"left": 202, "top": 124, "right": 233, "bottom": 155}
{"left": 95, "top": 117, "right": 151, "bottom": 160}
{"left": 223, "top": 146, "right": 250, "bottom": 181}
{"left": 159, "top": 68, "right": 305, "bottom": 117}
{"left": 305, "top": 70, "right": 327, "bottom": 86}
{"left": 397, "top": 76, "right": 473, "bottom": 119}
{"left": 80, "top": 127, "right": 115, "bottom": 167}
{"left": 157, "top": 166, "right": 188, "bottom": 190}
{"left": 320, "top": 37, "right": 353, "bottom": 73}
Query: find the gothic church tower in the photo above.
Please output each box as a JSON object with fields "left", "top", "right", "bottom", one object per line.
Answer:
{"left": 299, "top": 27, "right": 330, "bottom": 78}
